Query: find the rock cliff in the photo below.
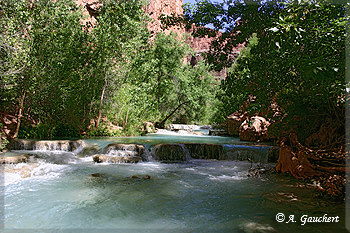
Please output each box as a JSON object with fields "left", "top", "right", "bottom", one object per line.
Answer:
{"left": 145, "top": 0, "right": 184, "bottom": 37}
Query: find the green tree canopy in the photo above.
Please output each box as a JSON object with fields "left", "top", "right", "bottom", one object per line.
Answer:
{"left": 178, "top": 0, "right": 347, "bottom": 144}
{"left": 1, "top": 0, "right": 217, "bottom": 139}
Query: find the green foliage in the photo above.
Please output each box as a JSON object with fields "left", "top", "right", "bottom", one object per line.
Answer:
{"left": 87, "top": 124, "right": 123, "bottom": 137}
{"left": 1, "top": 0, "right": 216, "bottom": 139}
{"left": 1, "top": 0, "right": 93, "bottom": 138}
{"left": 103, "top": 32, "right": 219, "bottom": 132}
{"left": 128, "top": 32, "right": 218, "bottom": 127}
{"left": 183, "top": 0, "right": 346, "bottom": 143}
{"left": 215, "top": 33, "right": 259, "bottom": 122}
{"left": 0, "top": 123, "right": 9, "bottom": 151}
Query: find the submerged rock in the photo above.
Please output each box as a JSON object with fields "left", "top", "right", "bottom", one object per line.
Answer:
{"left": 129, "top": 175, "right": 151, "bottom": 180}
{"left": 4, "top": 163, "right": 40, "bottom": 178}
{"left": 142, "top": 175, "right": 151, "bottom": 180}
{"left": 208, "top": 129, "right": 228, "bottom": 136}
{"left": 224, "top": 145, "right": 276, "bottom": 163}
{"left": 0, "top": 154, "right": 29, "bottom": 164}
{"left": 89, "top": 173, "right": 103, "bottom": 178}
{"left": 93, "top": 154, "right": 142, "bottom": 163}
{"left": 77, "top": 145, "right": 100, "bottom": 157}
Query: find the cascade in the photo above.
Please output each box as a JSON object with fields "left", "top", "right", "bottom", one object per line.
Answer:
{"left": 180, "top": 144, "right": 193, "bottom": 161}
{"left": 11, "top": 139, "right": 85, "bottom": 152}
{"left": 3, "top": 138, "right": 278, "bottom": 164}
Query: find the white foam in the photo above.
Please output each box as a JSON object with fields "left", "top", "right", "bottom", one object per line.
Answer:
{"left": 208, "top": 174, "right": 245, "bottom": 181}
{"left": 3, "top": 162, "right": 69, "bottom": 186}
{"left": 151, "top": 129, "right": 209, "bottom": 137}
{"left": 239, "top": 221, "right": 275, "bottom": 233}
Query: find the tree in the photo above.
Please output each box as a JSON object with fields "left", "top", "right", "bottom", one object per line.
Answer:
{"left": 88, "top": 0, "right": 150, "bottom": 129}
{"left": 1, "top": 0, "right": 91, "bottom": 138}
{"left": 175, "top": 0, "right": 346, "bottom": 144}
{"left": 1, "top": 0, "right": 218, "bottom": 139}
{"left": 128, "top": 32, "right": 218, "bottom": 128}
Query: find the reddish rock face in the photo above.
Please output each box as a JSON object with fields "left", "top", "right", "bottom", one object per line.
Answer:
{"left": 145, "top": 0, "right": 184, "bottom": 37}
{"left": 239, "top": 116, "right": 271, "bottom": 142}
{"left": 186, "top": 26, "right": 214, "bottom": 53}
{"left": 76, "top": 0, "right": 101, "bottom": 27}
{"left": 226, "top": 111, "right": 248, "bottom": 136}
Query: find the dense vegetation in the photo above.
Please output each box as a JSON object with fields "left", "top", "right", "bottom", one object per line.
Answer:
{"left": 0, "top": 0, "right": 217, "bottom": 142}
{"left": 163, "top": 0, "right": 347, "bottom": 199}
{"left": 177, "top": 0, "right": 347, "bottom": 146}
{"left": 1, "top": 0, "right": 347, "bottom": 149}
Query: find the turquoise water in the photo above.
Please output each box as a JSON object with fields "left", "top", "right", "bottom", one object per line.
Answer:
{"left": 1, "top": 134, "right": 347, "bottom": 232}
{"left": 85, "top": 134, "right": 249, "bottom": 147}
{"left": 2, "top": 160, "right": 346, "bottom": 232}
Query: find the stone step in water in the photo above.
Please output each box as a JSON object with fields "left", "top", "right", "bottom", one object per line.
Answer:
{"left": 104, "top": 143, "right": 145, "bottom": 155}
{"left": 10, "top": 139, "right": 86, "bottom": 152}
{"left": 7, "top": 141, "right": 278, "bottom": 164}
{"left": 91, "top": 143, "right": 147, "bottom": 164}
{"left": 224, "top": 144, "right": 279, "bottom": 163}
{"left": 150, "top": 144, "right": 189, "bottom": 162}
{"left": 148, "top": 143, "right": 278, "bottom": 163}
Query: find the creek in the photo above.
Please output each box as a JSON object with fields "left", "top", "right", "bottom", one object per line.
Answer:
{"left": 0, "top": 130, "right": 346, "bottom": 232}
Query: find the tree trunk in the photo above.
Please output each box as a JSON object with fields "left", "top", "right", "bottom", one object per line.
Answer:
{"left": 123, "top": 106, "right": 130, "bottom": 129}
{"left": 156, "top": 100, "right": 190, "bottom": 128}
{"left": 13, "top": 92, "right": 26, "bottom": 138}
{"left": 96, "top": 76, "right": 107, "bottom": 128}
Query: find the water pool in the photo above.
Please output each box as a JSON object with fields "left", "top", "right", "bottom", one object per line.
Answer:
{"left": 1, "top": 134, "right": 347, "bottom": 232}
{"left": 1, "top": 158, "right": 346, "bottom": 232}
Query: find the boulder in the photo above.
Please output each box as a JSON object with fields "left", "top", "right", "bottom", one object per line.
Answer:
{"left": 226, "top": 111, "right": 248, "bottom": 136}
{"left": 77, "top": 145, "right": 100, "bottom": 157}
{"left": 93, "top": 154, "right": 142, "bottom": 163}
{"left": 144, "top": 122, "right": 156, "bottom": 134}
{"left": 104, "top": 143, "right": 145, "bottom": 156}
{"left": 239, "top": 116, "right": 271, "bottom": 142}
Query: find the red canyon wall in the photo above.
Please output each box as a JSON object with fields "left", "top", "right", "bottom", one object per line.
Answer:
{"left": 77, "top": 0, "right": 241, "bottom": 77}
{"left": 145, "top": 0, "right": 184, "bottom": 37}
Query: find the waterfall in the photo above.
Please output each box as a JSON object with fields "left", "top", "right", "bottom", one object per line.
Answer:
{"left": 11, "top": 139, "right": 86, "bottom": 152}
{"left": 93, "top": 143, "right": 145, "bottom": 164}
{"left": 180, "top": 144, "right": 192, "bottom": 161}
{"left": 143, "top": 147, "right": 155, "bottom": 162}
{"left": 6, "top": 139, "right": 278, "bottom": 165}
